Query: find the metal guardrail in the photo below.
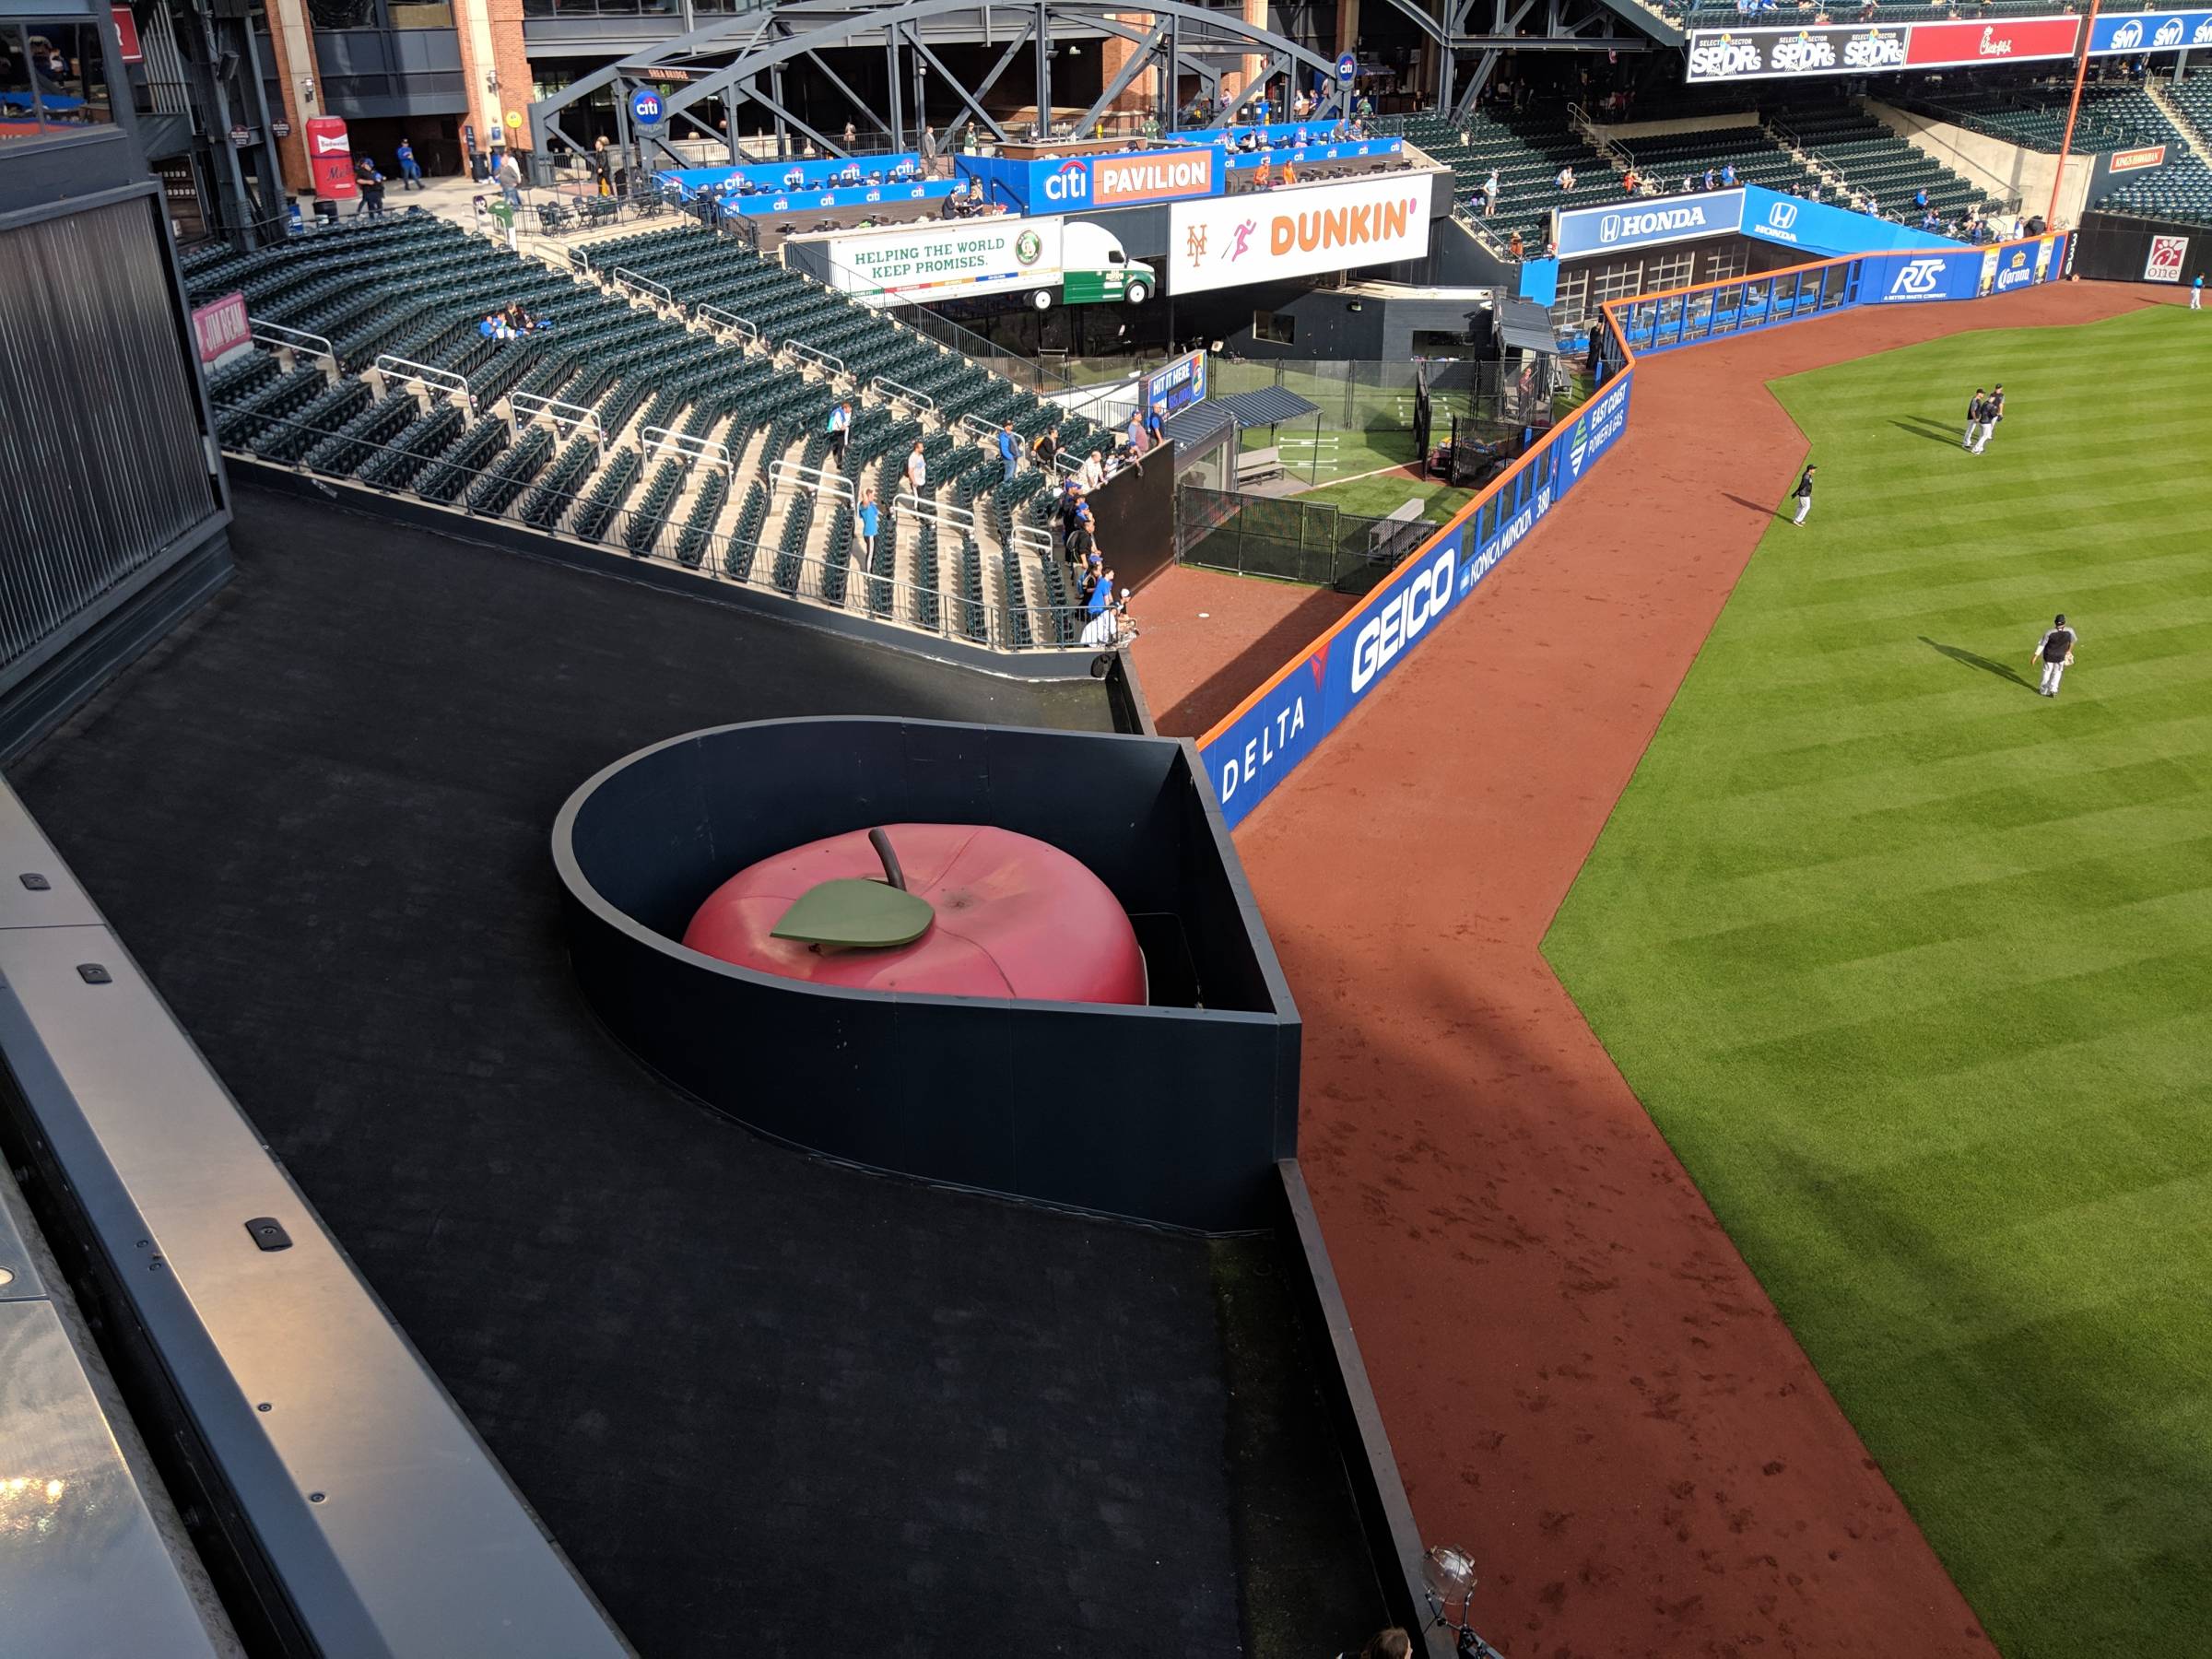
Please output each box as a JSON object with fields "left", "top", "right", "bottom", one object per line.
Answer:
{"left": 611, "top": 266, "right": 676, "bottom": 309}
{"left": 372, "top": 354, "right": 475, "bottom": 411}
{"left": 869, "top": 374, "right": 934, "bottom": 413}
{"left": 783, "top": 338, "right": 846, "bottom": 379}
{"left": 639, "top": 424, "right": 733, "bottom": 473}
{"left": 768, "top": 459, "right": 856, "bottom": 505}
{"left": 895, "top": 491, "right": 974, "bottom": 535}
{"left": 510, "top": 393, "right": 605, "bottom": 453}
{"left": 697, "top": 303, "right": 759, "bottom": 345}
{"left": 250, "top": 317, "right": 336, "bottom": 367}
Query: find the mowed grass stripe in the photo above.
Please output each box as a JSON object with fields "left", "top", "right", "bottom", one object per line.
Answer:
{"left": 1544, "top": 305, "right": 2212, "bottom": 1659}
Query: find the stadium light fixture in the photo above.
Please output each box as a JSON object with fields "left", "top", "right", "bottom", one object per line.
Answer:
{"left": 1421, "top": 1546, "right": 1503, "bottom": 1657}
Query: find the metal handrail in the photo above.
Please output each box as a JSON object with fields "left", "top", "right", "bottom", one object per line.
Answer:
{"left": 639, "top": 424, "right": 733, "bottom": 473}
{"left": 611, "top": 267, "right": 675, "bottom": 309}
{"left": 783, "top": 338, "right": 846, "bottom": 378}
{"left": 697, "top": 303, "right": 759, "bottom": 344}
{"left": 869, "top": 374, "right": 935, "bottom": 413}
{"left": 510, "top": 393, "right": 605, "bottom": 453}
{"left": 373, "top": 353, "right": 475, "bottom": 410}
{"left": 769, "top": 459, "right": 856, "bottom": 504}
{"left": 895, "top": 491, "right": 973, "bottom": 534}
{"left": 251, "top": 318, "right": 336, "bottom": 366}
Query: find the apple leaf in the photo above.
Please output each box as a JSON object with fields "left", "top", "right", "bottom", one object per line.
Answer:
{"left": 771, "top": 878, "right": 935, "bottom": 947}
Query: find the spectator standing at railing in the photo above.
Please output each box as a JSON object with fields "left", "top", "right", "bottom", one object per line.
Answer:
{"left": 1509, "top": 228, "right": 1524, "bottom": 259}
{"left": 1146, "top": 404, "right": 1166, "bottom": 451}
{"left": 857, "top": 488, "right": 879, "bottom": 565}
{"left": 355, "top": 155, "right": 387, "bottom": 218}
{"left": 1722, "top": 161, "right": 1736, "bottom": 186}
{"left": 1079, "top": 447, "right": 1106, "bottom": 493}
{"left": 829, "top": 401, "right": 853, "bottom": 465}
{"left": 1031, "top": 425, "right": 1059, "bottom": 473}
{"left": 396, "top": 139, "right": 422, "bottom": 191}
{"left": 496, "top": 148, "right": 523, "bottom": 210}
{"left": 904, "top": 441, "right": 927, "bottom": 496}
{"left": 843, "top": 121, "right": 858, "bottom": 150}
{"left": 996, "top": 419, "right": 1019, "bottom": 485}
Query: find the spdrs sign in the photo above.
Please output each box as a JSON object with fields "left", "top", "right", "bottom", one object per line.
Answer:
{"left": 1169, "top": 176, "right": 1430, "bottom": 295}
{"left": 1200, "top": 372, "right": 1633, "bottom": 827}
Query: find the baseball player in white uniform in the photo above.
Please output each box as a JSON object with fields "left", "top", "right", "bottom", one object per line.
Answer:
{"left": 2031, "top": 613, "right": 2077, "bottom": 699}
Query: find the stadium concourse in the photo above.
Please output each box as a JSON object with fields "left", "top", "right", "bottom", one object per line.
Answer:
{"left": 1155, "top": 278, "right": 2189, "bottom": 1657}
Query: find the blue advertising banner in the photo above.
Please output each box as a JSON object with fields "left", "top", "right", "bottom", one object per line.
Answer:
{"left": 959, "top": 131, "right": 1403, "bottom": 214}
{"left": 2088, "top": 9, "right": 2212, "bottom": 54}
{"left": 1201, "top": 371, "right": 1633, "bottom": 828}
{"left": 1144, "top": 349, "right": 1206, "bottom": 419}
{"left": 1553, "top": 190, "right": 1746, "bottom": 260}
{"left": 1862, "top": 247, "right": 1989, "bottom": 303}
{"left": 656, "top": 163, "right": 953, "bottom": 220}
{"left": 1738, "top": 183, "right": 1955, "bottom": 257}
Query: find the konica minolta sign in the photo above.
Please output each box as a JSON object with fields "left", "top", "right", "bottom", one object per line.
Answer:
{"left": 1553, "top": 189, "right": 1747, "bottom": 259}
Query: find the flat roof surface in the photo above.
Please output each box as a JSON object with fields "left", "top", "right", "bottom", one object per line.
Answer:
{"left": 9, "top": 488, "right": 1374, "bottom": 1657}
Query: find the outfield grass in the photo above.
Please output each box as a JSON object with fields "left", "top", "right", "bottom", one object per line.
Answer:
{"left": 1293, "top": 473, "right": 1475, "bottom": 524}
{"left": 1542, "top": 305, "right": 2212, "bottom": 1658}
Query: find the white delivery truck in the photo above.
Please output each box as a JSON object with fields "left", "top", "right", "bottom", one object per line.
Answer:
{"left": 786, "top": 216, "right": 1155, "bottom": 310}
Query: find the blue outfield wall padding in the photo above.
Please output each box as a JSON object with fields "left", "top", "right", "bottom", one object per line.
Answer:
{"left": 1190, "top": 230, "right": 2073, "bottom": 830}
{"left": 1518, "top": 256, "right": 1559, "bottom": 306}
{"left": 1737, "top": 182, "right": 1959, "bottom": 258}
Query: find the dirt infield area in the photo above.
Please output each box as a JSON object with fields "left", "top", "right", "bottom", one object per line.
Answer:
{"left": 1227, "top": 282, "right": 2183, "bottom": 1658}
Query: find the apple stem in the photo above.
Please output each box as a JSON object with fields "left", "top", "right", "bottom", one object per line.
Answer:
{"left": 867, "top": 827, "right": 908, "bottom": 891}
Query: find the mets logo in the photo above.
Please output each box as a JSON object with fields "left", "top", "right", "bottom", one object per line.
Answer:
{"left": 1568, "top": 417, "right": 1589, "bottom": 474}
{"left": 1014, "top": 230, "right": 1043, "bottom": 266}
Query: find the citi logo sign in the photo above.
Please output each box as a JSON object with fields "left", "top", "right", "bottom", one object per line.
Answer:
{"left": 1766, "top": 200, "right": 1799, "bottom": 230}
{"left": 1041, "top": 160, "right": 1088, "bottom": 203}
{"left": 1891, "top": 257, "right": 1946, "bottom": 296}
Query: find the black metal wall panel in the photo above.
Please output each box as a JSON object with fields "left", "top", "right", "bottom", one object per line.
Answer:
{"left": 0, "top": 194, "right": 219, "bottom": 685}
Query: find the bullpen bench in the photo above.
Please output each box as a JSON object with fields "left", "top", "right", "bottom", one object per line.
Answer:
{"left": 1236, "top": 445, "right": 1282, "bottom": 487}
{"left": 1368, "top": 497, "right": 1429, "bottom": 562}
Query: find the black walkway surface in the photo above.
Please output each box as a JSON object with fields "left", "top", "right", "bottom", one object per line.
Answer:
{"left": 7, "top": 488, "right": 1373, "bottom": 1658}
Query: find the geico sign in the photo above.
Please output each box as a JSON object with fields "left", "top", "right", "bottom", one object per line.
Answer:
{"left": 1350, "top": 547, "right": 1455, "bottom": 695}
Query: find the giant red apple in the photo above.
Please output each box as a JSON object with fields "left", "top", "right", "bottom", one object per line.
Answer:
{"left": 681, "top": 823, "right": 1145, "bottom": 1005}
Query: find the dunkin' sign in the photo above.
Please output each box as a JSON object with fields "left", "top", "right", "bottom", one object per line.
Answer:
{"left": 1168, "top": 175, "right": 1431, "bottom": 294}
